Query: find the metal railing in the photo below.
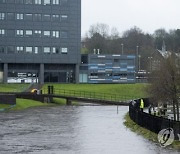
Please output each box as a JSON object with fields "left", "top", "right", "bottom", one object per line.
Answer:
{"left": 129, "top": 100, "right": 180, "bottom": 140}
{"left": 42, "top": 88, "right": 140, "bottom": 102}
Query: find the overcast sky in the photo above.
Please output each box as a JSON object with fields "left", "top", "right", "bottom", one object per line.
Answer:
{"left": 82, "top": 0, "right": 180, "bottom": 36}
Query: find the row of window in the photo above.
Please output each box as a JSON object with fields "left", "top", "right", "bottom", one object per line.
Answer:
{"left": 0, "top": 29, "right": 68, "bottom": 38}
{"left": 0, "top": 13, "right": 68, "bottom": 22}
{"left": 0, "top": 0, "right": 67, "bottom": 5}
{"left": 0, "top": 46, "right": 68, "bottom": 54}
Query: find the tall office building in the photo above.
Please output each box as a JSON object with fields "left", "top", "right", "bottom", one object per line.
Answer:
{"left": 0, "top": 0, "right": 81, "bottom": 83}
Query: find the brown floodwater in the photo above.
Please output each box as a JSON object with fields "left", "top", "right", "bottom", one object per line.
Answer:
{"left": 0, "top": 105, "right": 179, "bottom": 154}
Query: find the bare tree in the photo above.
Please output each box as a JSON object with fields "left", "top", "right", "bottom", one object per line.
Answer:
{"left": 148, "top": 54, "right": 180, "bottom": 121}
{"left": 87, "top": 23, "right": 110, "bottom": 38}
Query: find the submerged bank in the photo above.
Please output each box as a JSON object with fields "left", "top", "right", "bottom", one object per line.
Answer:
{"left": 0, "top": 99, "right": 54, "bottom": 111}
{"left": 124, "top": 113, "right": 180, "bottom": 150}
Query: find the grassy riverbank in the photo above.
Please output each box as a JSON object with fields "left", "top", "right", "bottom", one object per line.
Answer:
{"left": 124, "top": 113, "right": 180, "bottom": 150}
{"left": 0, "top": 83, "right": 148, "bottom": 111}
{"left": 42, "top": 83, "right": 148, "bottom": 105}
{"left": 0, "top": 83, "right": 29, "bottom": 92}
{"left": 43, "top": 83, "right": 148, "bottom": 98}
{"left": 0, "top": 84, "right": 53, "bottom": 111}
{"left": 52, "top": 98, "right": 79, "bottom": 106}
{"left": 0, "top": 99, "right": 53, "bottom": 111}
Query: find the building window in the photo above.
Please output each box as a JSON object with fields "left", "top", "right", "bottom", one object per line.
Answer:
{"left": 26, "top": 47, "right": 33, "bottom": 53}
{"left": 35, "top": 0, "right": 41, "bottom": 4}
{"left": 114, "top": 59, "right": 119, "bottom": 63}
{"left": 61, "top": 48, "right": 68, "bottom": 54}
{"left": 60, "top": 31, "right": 68, "bottom": 38}
{"left": 44, "top": 47, "right": 50, "bottom": 54}
{"left": 15, "top": 0, "right": 24, "bottom": 3}
{"left": 0, "top": 13, "right": 5, "bottom": 20}
{"left": 43, "top": 14, "right": 51, "bottom": 21}
{"left": 16, "top": 30, "right": 24, "bottom": 36}
{"left": 7, "top": 46, "right": 15, "bottom": 54}
{"left": 25, "top": 0, "right": 33, "bottom": 4}
{"left": 44, "top": 31, "right": 50, "bottom": 37}
{"left": 52, "top": 31, "right": 59, "bottom": 38}
{"left": 35, "top": 47, "right": 42, "bottom": 54}
{"left": 25, "top": 30, "right": 33, "bottom": 36}
{"left": 7, "top": 13, "right": 15, "bottom": 20}
{"left": 52, "top": 14, "right": 59, "bottom": 22}
{"left": 25, "top": 14, "right": 33, "bottom": 21}
{"left": 44, "top": 0, "right": 50, "bottom": 5}
{"left": 0, "top": 46, "right": 5, "bottom": 53}
{"left": 52, "top": 47, "right": 59, "bottom": 54}
{"left": 61, "top": 15, "right": 68, "bottom": 22}
{"left": 16, "top": 46, "right": 24, "bottom": 53}
{"left": 34, "top": 30, "right": 41, "bottom": 37}
{"left": 52, "top": 0, "right": 59, "bottom": 5}
{"left": 7, "top": 0, "right": 15, "bottom": 3}
{"left": 16, "top": 13, "right": 23, "bottom": 20}
{"left": 0, "top": 29, "right": 5, "bottom": 35}
{"left": 34, "top": 14, "right": 41, "bottom": 21}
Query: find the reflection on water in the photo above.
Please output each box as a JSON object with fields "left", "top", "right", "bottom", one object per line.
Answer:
{"left": 0, "top": 105, "right": 179, "bottom": 154}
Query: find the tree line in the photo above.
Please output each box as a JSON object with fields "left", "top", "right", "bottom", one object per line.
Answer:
{"left": 82, "top": 23, "right": 180, "bottom": 70}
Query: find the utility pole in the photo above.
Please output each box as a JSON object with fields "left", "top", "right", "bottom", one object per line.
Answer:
{"left": 136, "top": 46, "right": 139, "bottom": 72}
{"left": 121, "top": 43, "right": 124, "bottom": 55}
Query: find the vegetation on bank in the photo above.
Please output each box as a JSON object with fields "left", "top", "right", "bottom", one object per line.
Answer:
{"left": 124, "top": 113, "right": 180, "bottom": 150}
{"left": 0, "top": 83, "right": 148, "bottom": 111}
{"left": 0, "top": 83, "right": 29, "bottom": 92}
{"left": 43, "top": 83, "right": 148, "bottom": 99}
{"left": 52, "top": 98, "right": 79, "bottom": 106}
{"left": 0, "top": 99, "right": 52, "bottom": 111}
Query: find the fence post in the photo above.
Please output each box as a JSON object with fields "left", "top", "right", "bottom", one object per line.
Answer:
{"left": 51, "top": 86, "right": 54, "bottom": 94}
{"left": 48, "top": 86, "right": 51, "bottom": 94}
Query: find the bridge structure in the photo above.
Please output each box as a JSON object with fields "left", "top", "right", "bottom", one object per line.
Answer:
{"left": 39, "top": 87, "right": 139, "bottom": 106}
{"left": 1, "top": 86, "right": 140, "bottom": 106}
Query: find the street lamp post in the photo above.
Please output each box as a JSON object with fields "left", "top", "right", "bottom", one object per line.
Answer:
{"left": 138, "top": 55, "right": 141, "bottom": 71}
{"left": 121, "top": 43, "right": 124, "bottom": 55}
{"left": 148, "top": 57, "right": 153, "bottom": 72}
{"left": 136, "top": 46, "right": 139, "bottom": 72}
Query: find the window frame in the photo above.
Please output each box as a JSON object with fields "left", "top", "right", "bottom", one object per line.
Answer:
{"left": 16, "top": 30, "right": 24, "bottom": 36}
{"left": 16, "top": 13, "right": 24, "bottom": 20}
{"left": 61, "top": 47, "right": 68, "bottom": 54}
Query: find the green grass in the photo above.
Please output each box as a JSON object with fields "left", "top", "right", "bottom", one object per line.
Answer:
{"left": 52, "top": 98, "right": 79, "bottom": 106}
{"left": 0, "top": 84, "right": 29, "bottom": 92}
{"left": 0, "top": 104, "right": 11, "bottom": 108}
{"left": 9, "top": 99, "right": 52, "bottom": 111}
{"left": 124, "top": 113, "right": 180, "bottom": 150}
{"left": 52, "top": 98, "right": 66, "bottom": 105}
{"left": 43, "top": 83, "right": 148, "bottom": 100}
{"left": 13, "top": 99, "right": 53, "bottom": 110}
{"left": 0, "top": 99, "right": 53, "bottom": 111}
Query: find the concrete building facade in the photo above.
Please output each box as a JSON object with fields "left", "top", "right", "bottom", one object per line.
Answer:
{"left": 0, "top": 0, "right": 81, "bottom": 83}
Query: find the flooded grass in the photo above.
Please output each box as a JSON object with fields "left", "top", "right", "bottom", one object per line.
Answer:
{"left": 11, "top": 99, "right": 53, "bottom": 111}
{"left": 124, "top": 113, "right": 180, "bottom": 150}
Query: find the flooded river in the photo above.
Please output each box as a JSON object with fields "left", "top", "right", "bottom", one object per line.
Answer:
{"left": 0, "top": 105, "right": 179, "bottom": 154}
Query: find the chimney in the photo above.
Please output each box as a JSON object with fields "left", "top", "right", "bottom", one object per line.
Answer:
{"left": 93, "top": 49, "right": 96, "bottom": 54}
{"left": 97, "top": 49, "right": 100, "bottom": 54}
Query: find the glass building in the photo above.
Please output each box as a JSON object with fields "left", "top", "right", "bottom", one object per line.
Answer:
{"left": 80, "top": 54, "right": 136, "bottom": 83}
{"left": 0, "top": 0, "right": 81, "bottom": 83}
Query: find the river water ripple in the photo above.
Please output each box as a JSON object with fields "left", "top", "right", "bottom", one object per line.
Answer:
{"left": 0, "top": 106, "right": 179, "bottom": 154}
